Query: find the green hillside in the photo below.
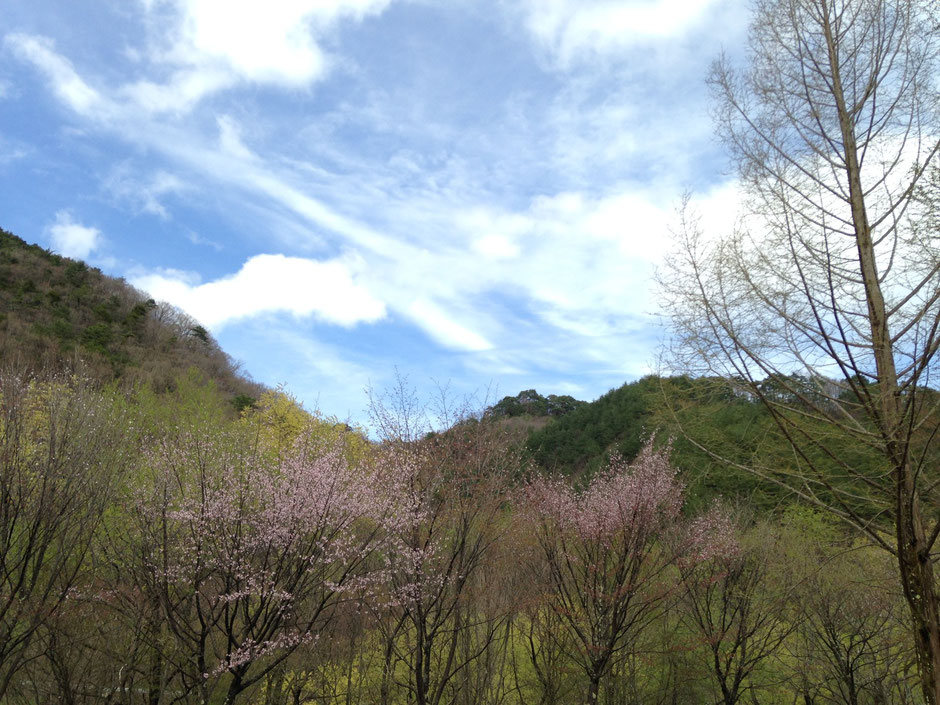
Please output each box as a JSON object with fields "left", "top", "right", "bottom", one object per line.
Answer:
{"left": 0, "top": 227, "right": 262, "bottom": 405}
{"left": 496, "top": 376, "right": 888, "bottom": 513}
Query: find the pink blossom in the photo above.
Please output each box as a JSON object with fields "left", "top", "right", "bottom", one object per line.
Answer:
{"left": 129, "top": 428, "right": 385, "bottom": 694}
{"left": 520, "top": 439, "right": 738, "bottom": 694}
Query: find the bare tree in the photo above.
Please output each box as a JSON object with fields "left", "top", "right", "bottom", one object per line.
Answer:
{"left": 679, "top": 520, "right": 796, "bottom": 705}
{"left": 660, "top": 0, "right": 940, "bottom": 701}
{"left": 0, "top": 374, "right": 123, "bottom": 701}
{"left": 788, "top": 546, "right": 917, "bottom": 705}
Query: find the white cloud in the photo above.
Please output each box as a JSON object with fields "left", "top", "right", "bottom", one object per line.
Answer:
{"left": 184, "top": 230, "right": 223, "bottom": 250}
{"left": 691, "top": 181, "right": 742, "bottom": 240}
{"left": 164, "top": 0, "right": 328, "bottom": 84}
{"left": 472, "top": 234, "right": 520, "bottom": 259}
{"left": 451, "top": 187, "right": 678, "bottom": 316}
{"left": 216, "top": 115, "right": 256, "bottom": 161}
{"left": 102, "top": 114, "right": 398, "bottom": 257}
{"left": 123, "top": 0, "right": 396, "bottom": 112}
{"left": 4, "top": 34, "right": 104, "bottom": 117}
{"left": 104, "top": 165, "right": 187, "bottom": 217}
{"left": 47, "top": 212, "right": 103, "bottom": 259}
{"left": 117, "top": 115, "right": 696, "bottom": 365}
{"left": 132, "top": 253, "right": 386, "bottom": 329}
{"left": 7, "top": 1, "right": 398, "bottom": 119}
{"left": 518, "top": 0, "right": 723, "bottom": 66}
{"left": 120, "top": 66, "right": 231, "bottom": 115}
{"left": 407, "top": 299, "right": 493, "bottom": 352}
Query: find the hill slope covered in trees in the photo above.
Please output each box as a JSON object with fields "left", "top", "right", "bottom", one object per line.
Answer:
{"left": 491, "top": 376, "right": 890, "bottom": 513}
{"left": 0, "top": 227, "right": 262, "bottom": 406}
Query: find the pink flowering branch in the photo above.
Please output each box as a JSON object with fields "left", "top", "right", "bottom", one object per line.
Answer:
{"left": 522, "top": 440, "right": 737, "bottom": 705}
{"left": 128, "top": 427, "right": 385, "bottom": 705}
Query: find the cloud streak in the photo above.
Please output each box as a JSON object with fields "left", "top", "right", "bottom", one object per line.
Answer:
{"left": 5, "top": 34, "right": 104, "bottom": 116}
{"left": 133, "top": 253, "right": 386, "bottom": 329}
{"left": 516, "top": 0, "right": 725, "bottom": 67}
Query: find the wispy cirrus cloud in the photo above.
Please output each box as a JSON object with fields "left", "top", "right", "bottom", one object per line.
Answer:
{"left": 513, "top": 0, "right": 734, "bottom": 68}
{"left": 7, "top": 0, "right": 398, "bottom": 119}
{"left": 103, "top": 164, "right": 188, "bottom": 218}
{"left": 5, "top": 34, "right": 105, "bottom": 117}
{"left": 11, "top": 31, "right": 727, "bottom": 354}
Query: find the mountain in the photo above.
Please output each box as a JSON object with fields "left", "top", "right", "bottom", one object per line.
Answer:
{"left": 493, "top": 377, "right": 817, "bottom": 510}
{"left": 0, "top": 227, "right": 262, "bottom": 407}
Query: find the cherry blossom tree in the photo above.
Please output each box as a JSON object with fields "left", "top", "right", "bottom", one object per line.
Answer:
{"left": 129, "top": 428, "right": 382, "bottom": 705}
{"left": 523, "top": 442, "right": 734, "bottom": 705}
{"left": 371, "top": 420, "right": 518, "bottom": 705}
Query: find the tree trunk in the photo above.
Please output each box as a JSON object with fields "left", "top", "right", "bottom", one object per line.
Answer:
{"left": 380, "top": 613, "right": 406, "bottom": 705}
{"left": 897, "top": 493, "right": 940, "bottom": 705}
{"left": 147, "top": 612, "right": 162, "bottom": 705}
{"left": 585, "top": 674, "right": 601, "bottom": 705}
{"left": 824, "top": 10, "right": 940, "bottom": 702}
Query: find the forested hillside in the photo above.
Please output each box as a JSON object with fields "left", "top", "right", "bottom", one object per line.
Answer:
{"left": 0, "top": 228, "right": 261, "bottom": 405}
{"left": 492, "top": 377, "right": 823, "bottom": 511}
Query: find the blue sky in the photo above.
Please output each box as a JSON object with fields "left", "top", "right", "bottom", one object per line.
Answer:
{"left": 1, "top": 0, "right": 746, "bottom": 424}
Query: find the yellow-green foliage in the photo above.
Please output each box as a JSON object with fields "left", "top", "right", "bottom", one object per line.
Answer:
{"left": 241, "top": 386, "right": 372, "bottom": 465}
{"left": 0, "top": 377, "right": 78, "bottom": 461}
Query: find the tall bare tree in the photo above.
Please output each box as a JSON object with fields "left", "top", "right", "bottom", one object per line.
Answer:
{"left": 660, "top": 0, "right": 940, "bottom": 701}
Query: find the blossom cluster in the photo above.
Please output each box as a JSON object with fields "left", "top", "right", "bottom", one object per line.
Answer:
{"left": 524, "top": 441, "right": 684, "bottom": 546}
